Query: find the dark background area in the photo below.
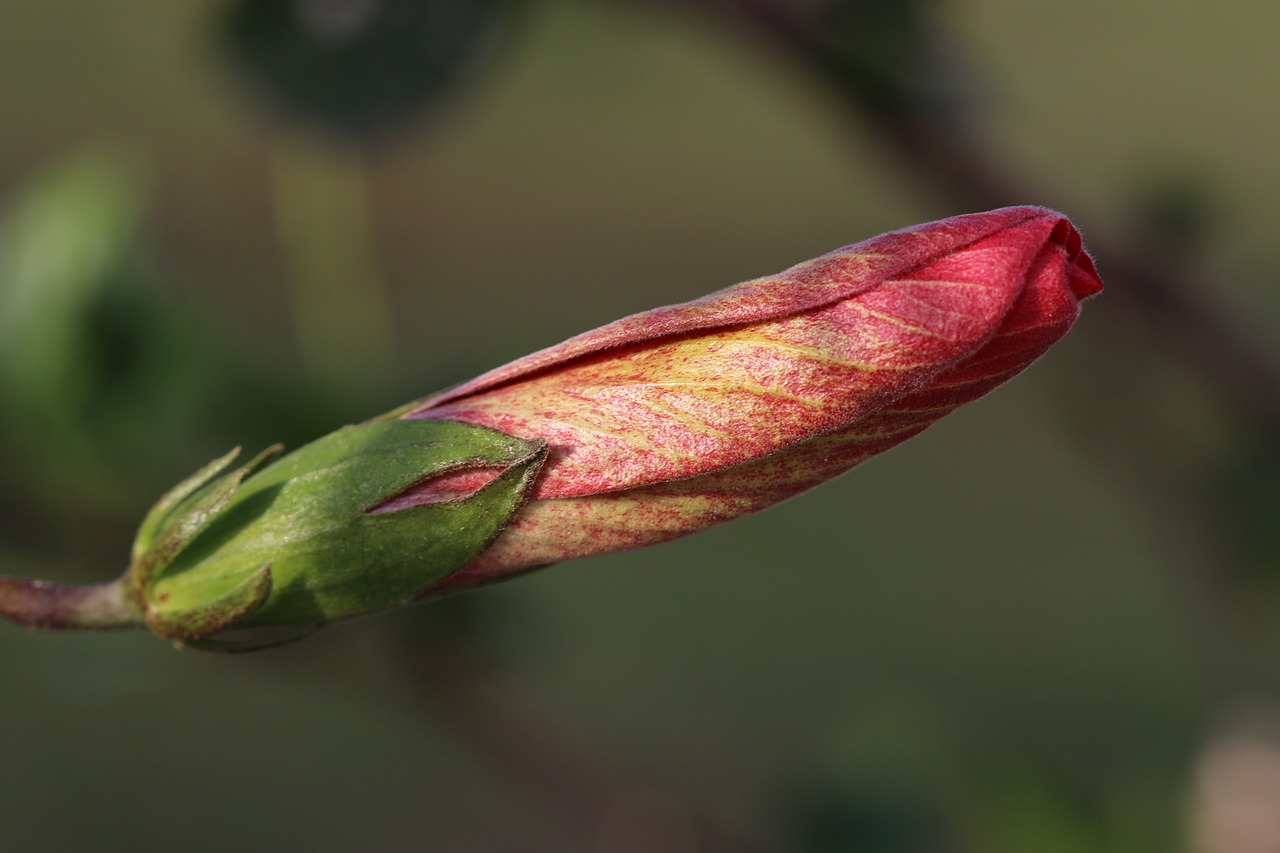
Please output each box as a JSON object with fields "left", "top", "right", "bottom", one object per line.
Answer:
{"left": 3, "top": 1, "right": 1280, "bottom": 850}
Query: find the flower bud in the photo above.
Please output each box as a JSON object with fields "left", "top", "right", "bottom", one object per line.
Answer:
{"left": 401, "top": 206, "right": 1102, "bottom": 593}
{"left": 0, "top": 206, "right": 1100, "bottom": 650}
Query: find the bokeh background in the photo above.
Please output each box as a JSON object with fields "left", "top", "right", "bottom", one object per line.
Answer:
{"left": 4, "top": 1, "right": 1280, "bottom": 850}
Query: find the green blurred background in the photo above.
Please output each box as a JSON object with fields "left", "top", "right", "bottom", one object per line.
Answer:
{"left": 3, "top": 0, "right": 1280, "bottom": 850}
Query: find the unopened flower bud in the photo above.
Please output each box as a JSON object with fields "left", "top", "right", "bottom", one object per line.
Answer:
{"left": 0, "top": 206, "right": 1100, "bottom": 650}
{"left": 403, "top": 205, "right": 1103, "bottom": 592}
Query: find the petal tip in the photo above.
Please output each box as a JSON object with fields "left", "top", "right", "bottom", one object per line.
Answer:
{"left": 1070, "top": 252, "right": 1105, "bottom": 301}
{"left": 1045, "top": 214, "right": 1104, "bottom": 302}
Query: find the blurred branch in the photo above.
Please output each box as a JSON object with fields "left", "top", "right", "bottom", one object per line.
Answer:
{"left": 392, "top": 619, "right": 769, "bottom": 853}
{"left": 677, "top": 0, "right": 1280, "bottom": 435}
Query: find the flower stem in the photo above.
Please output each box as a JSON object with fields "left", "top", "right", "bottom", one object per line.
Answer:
{"left": 0, "top": 576, "right": 139, "bottom": 631}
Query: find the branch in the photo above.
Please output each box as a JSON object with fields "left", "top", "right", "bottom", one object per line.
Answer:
{"left": 680, "top": 0, "right": 1280, "bottom": 433}
{"left": 395, "top": 625, "right": 768, "bottom": 853}
{"left": 0, "top": 576, "right": 137, "bottom": 630}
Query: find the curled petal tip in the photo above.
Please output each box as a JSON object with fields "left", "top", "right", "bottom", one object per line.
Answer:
{"left": 1038, "top": 212, "right": 1103, "bottom": 301}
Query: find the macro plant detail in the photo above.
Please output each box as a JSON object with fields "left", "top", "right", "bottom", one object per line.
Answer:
{"left": 0, "top": 205, "right": 1101, "bottom": 651}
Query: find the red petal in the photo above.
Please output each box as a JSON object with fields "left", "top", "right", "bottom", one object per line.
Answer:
{"left": 410, "top": 208, "right": 1099, "bottom": 500}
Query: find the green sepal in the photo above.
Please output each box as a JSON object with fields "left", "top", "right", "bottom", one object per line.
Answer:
{"left": 126, "top": 444, "right": 283, "bottom": 610}
{"left": 131, "top": 446, "right": 241, "bottom": 563}
{"left": 146, "top": 562, "right": 274, "bottom": 641}
{"left": 131, "top": 418, "right": 546, "bottom": 642}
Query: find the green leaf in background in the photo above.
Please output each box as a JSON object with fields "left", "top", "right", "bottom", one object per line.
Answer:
{"left": 0, "top": 151, "right": 209, "bottom": 528}
{"left": 0, "top": 153, "right": 161, "bottom": 462}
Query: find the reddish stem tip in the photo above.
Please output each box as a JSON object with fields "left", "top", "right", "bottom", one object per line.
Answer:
{"left": 0, "top": 576, "right": 139, "bottom": 631}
